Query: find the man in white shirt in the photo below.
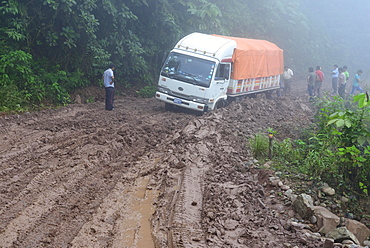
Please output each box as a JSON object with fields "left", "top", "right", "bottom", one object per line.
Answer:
{"left": 103, "top": 64, "right": 115, "bottom": 111}
{"left": 331, "top": 64, "right": 339, "bottom": 95}
{"left": 283, "top": 66, "right": 293, "bottom": 95}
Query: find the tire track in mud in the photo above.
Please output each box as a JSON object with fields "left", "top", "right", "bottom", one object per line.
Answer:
{"left": 0, "top": 87, "right": 316, "bottom": 247}
{"left": 152, "top": 115, "right": 229, "bottom": 247}
{"left": 0, "top": 98, "right": 194, "bottom": 247}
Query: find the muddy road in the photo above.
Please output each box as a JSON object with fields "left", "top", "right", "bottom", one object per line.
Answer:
{"left": 0, "top": 81, "right": 320, "bottom": 247}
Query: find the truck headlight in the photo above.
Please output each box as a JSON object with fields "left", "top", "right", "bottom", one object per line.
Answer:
{"left": 193, "top": 98, "right": 208, "bottom": 104}
{"left": 157, "top": 86, "right": 171, "bottom": 94}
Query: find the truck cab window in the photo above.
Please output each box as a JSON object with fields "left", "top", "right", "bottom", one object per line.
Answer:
{"left": 215, "top": 64, "right": 230, "bottom": 80}
{"left": 161, "top": 52, "right": 215, "bottom": 88}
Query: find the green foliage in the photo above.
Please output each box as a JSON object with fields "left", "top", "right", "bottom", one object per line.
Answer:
{"left": 248, "top": 133, "right": 269, "bottom": 159}
{"left": 251, "top": 94, "right": 370, "bottom": 195}
{"left": 325, "top": 93, "right": 370, "bottom": 192}
{"left": 0, "top": 84, "right": 26, "bottom": 112}
{"left": 0, "top": 48, "right": 90, "bottom": 110}
{"left": 136, "top": 85, "right": 156, "bottom": 98}
{"left": 272, "top": 138, "right": 304, "bottom": 165}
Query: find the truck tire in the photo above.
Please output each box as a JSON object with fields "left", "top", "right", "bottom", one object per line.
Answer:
{"left": 215, "top": 99, "right": 227, "bottom": 109}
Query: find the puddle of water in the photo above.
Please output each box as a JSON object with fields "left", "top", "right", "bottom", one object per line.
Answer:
{"left": 115, "top": 176, "right": 158, "bottom": 248}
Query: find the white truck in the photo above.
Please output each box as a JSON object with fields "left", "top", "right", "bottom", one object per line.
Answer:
{"left": 155, "top": 32, "right": 284, "bottom": 114}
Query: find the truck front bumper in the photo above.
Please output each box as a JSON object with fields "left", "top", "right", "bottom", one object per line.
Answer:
{"left": 155, "top": 91, "right": 208, "bottom": 112}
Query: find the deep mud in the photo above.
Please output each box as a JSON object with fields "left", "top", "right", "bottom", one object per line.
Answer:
{"left": 0, "top": 81, "right": 354, "bottom": 247}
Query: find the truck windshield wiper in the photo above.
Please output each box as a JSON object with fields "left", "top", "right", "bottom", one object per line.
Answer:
{"left": 181, "top": 72, "right": 199, "bottom": 85}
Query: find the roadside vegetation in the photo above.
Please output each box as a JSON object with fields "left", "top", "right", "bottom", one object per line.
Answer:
{"left": 249, "top": 93, "right": 370, "bottom": 220}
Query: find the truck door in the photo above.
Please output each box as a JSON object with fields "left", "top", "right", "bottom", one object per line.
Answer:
{"left": 212, "top": 63, "right": 231, "bottom": 109}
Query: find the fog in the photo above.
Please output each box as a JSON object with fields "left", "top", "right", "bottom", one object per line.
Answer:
{"left": 298, "top": 0, "right": 370, "bottom": 81}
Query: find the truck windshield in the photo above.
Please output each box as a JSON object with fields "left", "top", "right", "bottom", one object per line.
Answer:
{"left": 161, "top": 52, "right": 215, "bottom": 88}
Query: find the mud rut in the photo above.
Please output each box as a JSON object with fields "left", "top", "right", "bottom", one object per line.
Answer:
{"left": 0, "top": 82, "right": 320, "bottom": 248}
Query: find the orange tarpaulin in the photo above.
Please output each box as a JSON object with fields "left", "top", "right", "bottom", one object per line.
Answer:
{"left": 214, "top": 35, "right": 284, "bottom": 80}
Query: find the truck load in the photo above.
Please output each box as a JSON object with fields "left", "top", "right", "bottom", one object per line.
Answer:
{"left": 155, "top": 32, "right": 284, "bottom": 113}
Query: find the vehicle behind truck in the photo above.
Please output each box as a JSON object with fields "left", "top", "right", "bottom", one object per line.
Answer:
{"left": 155, "top": 32, "right": 284, "bottom": 114}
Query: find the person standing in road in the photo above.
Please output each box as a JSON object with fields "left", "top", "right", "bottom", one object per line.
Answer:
{"left": 350, "top": 69, "right": 364, "bottom": 95}
{"left": 338, "top": 67, "right": 346, "bottom": 98}
{"left": 315, "top": 66, "right": 324, "bottom": 98}
{"left": 307, "top": 67, "right": 316, "bottom": 101}
{"left": 283, "top": 66, "right": 293, "bottom": 95}
{"left": 103, "top": 64, "right": 116, "bottom": 111}
{"left": 331, "top": 64, "right": 339, "bottom": 95}
{"left": 343, "top": 65, "right": 349, "bottom": 82}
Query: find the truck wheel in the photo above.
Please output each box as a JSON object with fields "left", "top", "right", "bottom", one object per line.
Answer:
{"left": 215, "top": 99, "right": 226, "bottom": 109}
{"left": 165, "top": 103, "right": 174, "bottom": 111}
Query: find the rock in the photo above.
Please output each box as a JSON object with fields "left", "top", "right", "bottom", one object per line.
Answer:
{"left": 281, "top": 185, "right": 290, "bottom": 190}
{"left": 284, "top": 189, "right": 297, "bottom": 202}
{"left": 318, "top": 190, "right": 323, "bottom": 198}
{"left": 74, "top": 94, "right": 82, "bottom": 104}
{"left": 270, "top": 179, "right": 282, "bottom": 186}
{"left": 322, "top": 186, "right": 336, "bottom": 196}
{"left": 287, "top": 210, "right": 295, "bottom": 218}
{"left": 341, "top": 196, "right": 350, "bottom": 203}
{"left": 311, "top": 232, "right": 322, "bottom": 238}
{"left": 364, "top": 240, "right": 370, "bottom": 246}
{"left": 293, "top": 193, "right": 314, "bottom": 220}
{"left": 324, "top": 238, "right": 335, "bottom": 248}
{"left": 346, "top": 218, "right": 370, "bottom": 245}
{"left": 263, "top": 162, "right": 271, "bottom": 168}
{"left": 224, "top": 219, "right": 239, "bottom": 230}
{"left": 314, "top": 206, "right": 340, "bottom": 235}
{"left": 326, "top": 227, "right": 360, "bottom": 245}
{"left": 207, "top": 211, "right": 215, "bottom": 219}
{"left": 310, "top": 215, "right": 317, "bottom": 224}
{"left": 290, "top": 221, "right": 310, "bottom": 231}
{"left": 302, "top": 231, "right": 321, "bottom": 241}
{"left": 341, "top": 239, "right": 354, "bottom": 245}
{"left": 333, "top": 244, "right": 343, "bottom": 248}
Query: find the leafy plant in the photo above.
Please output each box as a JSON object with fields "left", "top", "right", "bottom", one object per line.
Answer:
{"left": 136, "top": 85, "right": 156, "bottom": 98}
{"left": 248, "top": 133, "right": 269, "bottom": 159}
{"left": 326, "top": 93, "right": 370, "bottom": 192}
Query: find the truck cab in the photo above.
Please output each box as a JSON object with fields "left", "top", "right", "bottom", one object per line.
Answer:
{"left": 155, "top": 33, "right": 234, "bottom": 113}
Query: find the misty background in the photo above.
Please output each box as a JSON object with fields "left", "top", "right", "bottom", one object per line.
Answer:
{"left": 1, "top": 0, "right": 370, "bottom": 109}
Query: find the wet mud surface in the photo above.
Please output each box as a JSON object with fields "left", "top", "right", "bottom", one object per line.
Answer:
{"left": 0, "top": 81, "right": 325, "bottom": 247}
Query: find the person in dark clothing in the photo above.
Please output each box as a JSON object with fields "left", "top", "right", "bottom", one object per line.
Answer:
{"left": 338, "top": 67, "right": 346, "bottom": 98}
{"left": 307, "top": 67, "right": 316, "bottom": 100}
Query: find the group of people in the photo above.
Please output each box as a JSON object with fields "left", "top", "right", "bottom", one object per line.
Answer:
{"left": 328, "top": 65, "right": 364, "bottom": 98}
{"left": 305, "top": 65, "right": 365, "bottom": 100}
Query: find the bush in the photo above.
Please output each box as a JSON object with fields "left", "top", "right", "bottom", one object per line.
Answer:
{"left": 248, "top": 133, "right": 269, "bottom": 159}
{"left": 136, "top": 85, "right": 157, "bottom": 98}
{"left": 0, "top": 49, "right": 90, "bottom": 111}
